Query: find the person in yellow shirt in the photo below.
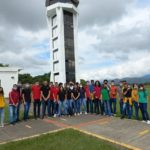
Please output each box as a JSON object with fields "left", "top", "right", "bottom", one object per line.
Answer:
{"left": 0, "top": 87, "right": 5, "bottom": 127}
{"left": 132, "top": 84, "right": 139, "bottom": 120}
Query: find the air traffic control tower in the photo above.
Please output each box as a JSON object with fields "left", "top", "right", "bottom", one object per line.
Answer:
{"left": 45, "top": 0, "right": 79, "bottom": 83}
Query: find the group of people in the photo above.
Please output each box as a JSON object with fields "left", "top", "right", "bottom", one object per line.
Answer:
{"left": 0, "top": 79, "right": 150, "bottom": 127}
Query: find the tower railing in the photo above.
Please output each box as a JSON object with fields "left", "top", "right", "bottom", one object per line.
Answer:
{"left": 46, "top": 0, "right": 79, "bottom": 7}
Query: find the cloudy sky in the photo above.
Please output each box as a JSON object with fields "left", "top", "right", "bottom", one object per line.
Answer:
{"left": 0, "top": 0, "right": 150, "bottom": 80}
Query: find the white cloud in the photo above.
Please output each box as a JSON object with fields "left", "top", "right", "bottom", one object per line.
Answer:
{"left": 0, "top": 0, "right": 150, "bottom": 81}
{"left": 80, "top": 51, "right": 150, "bottom": 80}
{"left": 0, "top": 26, "right": 50, "bottom": 75}
{"left": 78, "top": 3, "right": 150, "bottom": 80}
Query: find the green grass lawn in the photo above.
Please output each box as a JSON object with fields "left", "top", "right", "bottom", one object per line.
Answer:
{"left": 0, "top": 129, "right": 128, "bottom": 150}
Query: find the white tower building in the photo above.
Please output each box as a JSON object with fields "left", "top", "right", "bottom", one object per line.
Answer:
{"left": 45, "top": 0, "right": 79, "bottom": 83}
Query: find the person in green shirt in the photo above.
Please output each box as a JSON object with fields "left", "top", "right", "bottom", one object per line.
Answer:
{"left": 101, "top": 84, "right": 111, "bottom": 116}
{"left": 138, "top": 84, "right": 150, "bottom": 124}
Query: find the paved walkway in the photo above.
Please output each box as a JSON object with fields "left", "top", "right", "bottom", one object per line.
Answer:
{"left": 0, "top": 114, "right": 150, "bottom": 150}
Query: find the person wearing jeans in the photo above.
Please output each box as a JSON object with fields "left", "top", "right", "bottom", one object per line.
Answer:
{"left": 22, "top": 83, "right": 32, "bottom": 121}
{"left": 121, "top": 84, "right": 132, "bottom": 119}
{"left": 86, "top": 98, "right": 93, "bottom": 113}
{"left": 53, "top": 83, "right": 59, "bottom": 117}
{"left": 110, "top": 98, "right": 116, "bottom": 115}
{"left": 126, "top": 100, "right": 132, "bottom": 119}
{"left": 89, "top": 80, "right": 95, "bottom": 113}
{"left": 0, "top": 109, "right": 4, "bottom": 127}
{"left": 101, "top": 84, "right": 111, "bottom": 116}
{"left": 132, "top": 84, "right": 139, "bottom": 120}
{"left": 118, "top": 81, "right": 124, "bottom": 115}
{"left": 49, "top": 84, "right": 55, "bottom": 117}
{"left": 58, "top": 100, "right": 68, "bottom": 116}
{"left": 41, "top": 81, "right": 50, "bottom": 119}
{"left": 138, "top": 84, "right": 150, "bottom": 124}
{"left": 58, "top": 84, "right": 67, "bottom": 116}
{"left": 94, "top": 81, "right": 103, "bottom": 115}
{"left": 48, "top": 99, "right": 54, "bottom": 117}
{"left": 66, "top": 85, "right": 73, "bottom": 115}
{"left": 53, "top": 101, "right": 59, "bottom": 117}
{"left": 23, "top": 101, "right": 31, "bottom": 120}
{"left": 110, "top": 81, "right": 117, "bottom": 115}
{"left": 94, "top": 98, "right": 103, "bottom": 115}
{"left": 85, "top": 81, "right": 93, "bottom": 114}
{"left": 0, "top": 87, "right": 5, "bottom": 127}
{"left": 9, "top": 84, "right": 19, "bottom": 125}
{"left": 120, "top": 99, "right": 124, "bottom": 115}
{"left": 73, "top": 99, "right": 80, "bottom": 115}
{"left": 32, "top": 82, "right": 41, "bottom": 119}
{"left": 33, "top": 100, "right": 41, "bottom": 118}
{"left": 80, "top": 98, "right": 87, "bottom": 114}
{"left": 9, "top": 105, "right": 17, "bottom": 125}
{"left": 72, "top": 84, "right": 80, "bottom": 116}
{"left": 79, "top": 84, "right": 87, "bottom": 114}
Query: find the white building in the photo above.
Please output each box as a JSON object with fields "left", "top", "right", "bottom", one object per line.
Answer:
{"left": 0, "top": 67, "right": 20, "bottom": 97}
{"left": 46, "top": 0, "right": 79, "bottom": 83}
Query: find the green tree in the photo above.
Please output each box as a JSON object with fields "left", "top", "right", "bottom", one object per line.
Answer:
{"left": 19, "top": 72, "right": 51, "bottom": 84}
{"left": 32, "top": 73, "right": 51, "bottom": 84}
{"left": 19, "top": 74, "right": 33, "bottom": 84}
{"left": 80, "top": 79, "right": 86, "bottom": 86}
{"left": 0, "top": 63, "right": 9, "bottom": 67}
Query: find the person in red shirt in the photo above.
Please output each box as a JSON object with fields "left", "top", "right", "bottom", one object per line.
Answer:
{"left": 110, "top": 80, "right": 118, "bottom": 115}
{"left": 9, "top": 84, "right": 20, "bottom": 125}
{"left": 49, "top": 82, "right": 55, "bottom": 116}
{"left": 93, "top": 81, "right": 103, "bottom": 115}
{"left": 32, "top": 82, "right": 41, "bottom": 119}
{"left": 85, "top": 81, "right": 94, "bottom": 114}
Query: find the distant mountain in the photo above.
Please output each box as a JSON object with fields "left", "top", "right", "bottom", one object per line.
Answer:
{"left": 112, "top": 75, "right": 150, "bottom": 84}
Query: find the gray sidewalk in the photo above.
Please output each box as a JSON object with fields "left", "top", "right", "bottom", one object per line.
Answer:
{"left": 0, "top": 119, "right": 60, "bottom": 143}
{"left": 0, "top": 114, "right": 150, "bottom": 150}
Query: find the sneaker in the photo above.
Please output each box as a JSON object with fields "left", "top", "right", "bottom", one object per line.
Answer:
{"left": 121, "top": 116, "right": 124, "bottom": 119}
{"left": 10, "top": 123, "right": 15, "bottom": 126}
{"left": 80, "top": 112, "right": 82, "bottom": 115}
{"left": 147, "top": 120, "right": 150, "bottom": 124}
{"left": 78, "top": 113, "right": 80, "bottom": 116}
{"left": 85, "top": 112, "right": 87, "bottom": 115}
{"left": 41, "top": 115, "right": 45, "bottom": 119}
{"left": 74, "top": 113, "right": 77, "bottom": 116}
{"left": 16, "top": 119, "right": 20, "bottom": 122}
{"left": 53, "top": 114, "right": 57, "bottom": 118}
{"left": 142, "top": 120, "right": 147, "bottom": 123}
